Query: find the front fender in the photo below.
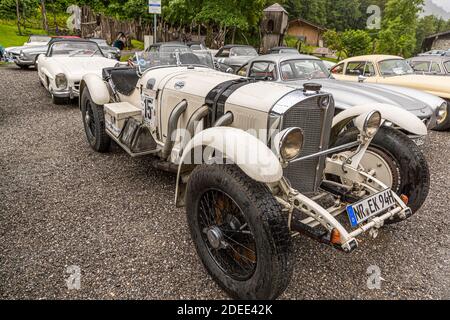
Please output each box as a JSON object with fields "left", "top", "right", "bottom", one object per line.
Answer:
{"left": 80, "top": 73, "right": 110, "bottom": 106}
{"left": 332, "top": 103, "right": 428, "bottom": 137}
{"left": 175, "top": 127, "right": 283, "bottom": 207}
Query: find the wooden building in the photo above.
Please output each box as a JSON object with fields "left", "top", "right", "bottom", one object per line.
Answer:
{"left": 287, "top": 18, "right": 326, "bottom": 47}
{"left": 260, "top": 3, "right": 289, "bottom": 53}
{"left": 422, "top": 30, "right": 450, "bottom": 51}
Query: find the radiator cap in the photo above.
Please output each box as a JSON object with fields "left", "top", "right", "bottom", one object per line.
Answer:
{"left": 303, "top": 83, "right": 322, "bottom": 92}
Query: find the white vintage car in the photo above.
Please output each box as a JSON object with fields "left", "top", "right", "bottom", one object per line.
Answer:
{"left": 78, "top": 51, "right": 429, "bottom": 300}
{"left": 37, "top": 39, "right": 118, "bottom": 104}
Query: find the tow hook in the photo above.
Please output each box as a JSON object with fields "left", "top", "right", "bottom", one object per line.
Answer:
{"left": 341, "top": 239, "right": 358, "bottom": 253}
{"left": 399, "top": 208, "right": 413, "bottom": 220}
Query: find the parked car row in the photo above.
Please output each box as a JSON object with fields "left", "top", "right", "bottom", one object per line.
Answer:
{"left": 3, "top": 34, "right": 121, "bottom": 69}
{"left": 4, "top": 38, "right": 449, "bottom": 300}
{"left": 331, "top": 55, "right": 450, "bottom": 130}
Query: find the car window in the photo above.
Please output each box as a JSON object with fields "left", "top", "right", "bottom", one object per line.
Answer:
{"left": 249, "top": 62, "right": 277, "bottom": 80}
{"left": 378, "top": 59, "right": 414, "bottom": 76}
{"left": 346, "top": 61, "right": 366, "bottom": 76}
{"left": 147, "top": 46, "right": 159, "bottom": 53}
{"left": 230, "top": 47, "right": 258, "bottom": 57}
{"left": 216, "top": 49, "right": 230, "bottom": 58}
{"left": 431, "top": 62, "right": 441, "bottom": 73}
{"left": 444, "top": 61, "right": 450, "bottom": 73}
{"left": 279, "top": 48, "right": 299, "bottom": 54}
{"left": 237, "top": 64, "right": 249, "bottom": 77}
{"left": 331, "top": 63, "right": 344, "bottom": 74}
{"left": 364, "top": 62, "right": 376, "bottom": 76}
{"left": 411, "top": 61, "right": 430, "bottom": 72}
{"left": 280, "top": 59, "right": 330, "bottom": 80}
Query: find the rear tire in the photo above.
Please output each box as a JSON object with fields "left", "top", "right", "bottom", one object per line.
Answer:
{"left": 186, "top": 164, "right": 293, "bottom": 300}
{"left": 334, "top": 127, "right": 430, "bottom": 223}
{"left": 433, "top": 101, "right": 450, "bottom": 131}
{"left": 81, "top": 87, "right": 111, "bottom": 153}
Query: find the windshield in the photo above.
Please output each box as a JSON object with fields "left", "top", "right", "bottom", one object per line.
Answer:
{"left": 279, "top": 48, "right": 299, "bottom": 54}
{"left": 378, "top": 59, "right": 414, "bottom": 76}
{"left": 280, "top": 59, "right": 330, "bottom": 80}
{"left": 49, "top": 42, "right": 103, "bottom": 57}
{"left": 135, "top": 50, "right": 215, "bottom": 73}
{"left": 29, "top": 36, "right": 51, "bottom": 43}
{"left": 90, "top": 39, "right": 108, "bottom": 46}
{"left": 230, "top": 47, "right": 258, "bottom": 57}
{"left": 190, "top": 44, "right": 206, "bottom": 51}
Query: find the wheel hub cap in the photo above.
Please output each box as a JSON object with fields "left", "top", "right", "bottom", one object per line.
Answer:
{"left": 206, "top": 227, "right": 224, "bottom": 249}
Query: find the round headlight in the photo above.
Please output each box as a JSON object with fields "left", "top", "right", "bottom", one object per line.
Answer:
{"left": 55, "top": 73, "right": 67, "bottom": 89}
{"left": 275, "top": 127, "right": 304, "bottom": 162}
{"left": 363, "top": 111, "right": 382, "bottom": 138}
{"left": 436, "top": 102, "right": 448, "bottom": 125}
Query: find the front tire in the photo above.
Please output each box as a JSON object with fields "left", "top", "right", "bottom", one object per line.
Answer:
{"left": 81, "top": 87, "right": 111, "bottom": 152}
{"left": 334, "top": 127, "right": 430, "bottom": 223}
{"left": 186, "top": 164, "right": 293, "bottom": 300}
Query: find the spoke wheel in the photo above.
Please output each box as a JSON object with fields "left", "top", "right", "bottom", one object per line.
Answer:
{"left": 186, "top": 164, "right": 293, "bottom": 300}
{"left": 198, "top": 189, "right": 257, "bottom": 281}
{"left": 84, "top": 100, "right": 97, "bottom": 142}
{"left": 80, "top": 87, "right": 111, "bottom": 153}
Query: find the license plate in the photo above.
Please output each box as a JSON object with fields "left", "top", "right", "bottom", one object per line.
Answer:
{"left": 346, "top": 189, "right": 396, "bottom": 228}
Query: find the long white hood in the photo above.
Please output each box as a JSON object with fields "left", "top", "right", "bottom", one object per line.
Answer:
{"left": 50, "top": 56, "right": 117, "bottom": 80}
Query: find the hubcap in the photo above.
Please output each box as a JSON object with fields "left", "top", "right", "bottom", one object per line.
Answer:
{"left": 206, "top": 227, "right": 224, "bottom": 249}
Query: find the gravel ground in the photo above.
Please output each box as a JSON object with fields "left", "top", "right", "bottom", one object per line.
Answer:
{"left": 0, "top": 64, "right": 449, "bottom": 300}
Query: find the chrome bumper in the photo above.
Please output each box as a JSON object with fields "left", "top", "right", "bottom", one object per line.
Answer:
{"left": 53, "top": 87, "right": 79, "bottom": 99}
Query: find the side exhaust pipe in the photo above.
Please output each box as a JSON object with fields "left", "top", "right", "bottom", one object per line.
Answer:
{"left": 162, "top": 100, "right": 188, "bottom": 160}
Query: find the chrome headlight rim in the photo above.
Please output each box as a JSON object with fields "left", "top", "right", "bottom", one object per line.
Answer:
{"left": 275, "top": 127, "right": 305, "bottom": 162}
{"left": 436, "top": 102, "right": 448, "bottom": 125}
{"left": 363, "top": 110, "right": 382, "bottom": 138}
{"left": 55, "top": 73, "right": 68, "bottom": 89}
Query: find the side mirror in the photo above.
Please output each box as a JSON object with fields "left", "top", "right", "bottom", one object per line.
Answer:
{"left": 358, "top": 75, "right": 368, "bottom": 83}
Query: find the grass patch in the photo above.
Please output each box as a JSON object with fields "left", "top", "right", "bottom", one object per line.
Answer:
{"left": 0, "top": 23, "right": 47, "bottom": 48}
{"left": 321, "top": 57, "right": 339, "bottom": 63}
{"left": 131, "top": 39, "right": 144, "bottom": 50}
{"left": 120, "top": 53, "right": 134, "bottom": 62}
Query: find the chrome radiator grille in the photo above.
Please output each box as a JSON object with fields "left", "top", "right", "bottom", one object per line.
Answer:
{"left": 281, "top": 95, "right": 334, "bottom": 193}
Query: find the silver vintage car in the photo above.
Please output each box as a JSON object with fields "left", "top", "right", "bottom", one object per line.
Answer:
{"left": 237, "top": 54, "right": 447, "bottom": 134}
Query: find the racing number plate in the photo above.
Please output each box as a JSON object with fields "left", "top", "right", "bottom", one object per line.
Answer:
{"left": 346, "top": 189, "right": 396, "bottom": 228}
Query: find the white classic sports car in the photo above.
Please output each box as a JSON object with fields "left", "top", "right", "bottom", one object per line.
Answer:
{"left": 37, "top": 39, "right": 118, "bottom": 104}
{"left": 78, "top": 50, "right": 429, "bottom": 299}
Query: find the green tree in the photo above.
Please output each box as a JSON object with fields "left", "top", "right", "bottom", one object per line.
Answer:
{"left": 376, "top": 0, "right": 424, "bottom": 57}
{"left": 324, "top": 28, "right": 372, "bottom": 58}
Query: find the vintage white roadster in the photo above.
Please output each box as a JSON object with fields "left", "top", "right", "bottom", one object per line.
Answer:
{"left": 37, "top": 39, "right": 118, "bottom": 104}
{"left": 79, "top": 51, "right": 429, "bottom": 300}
